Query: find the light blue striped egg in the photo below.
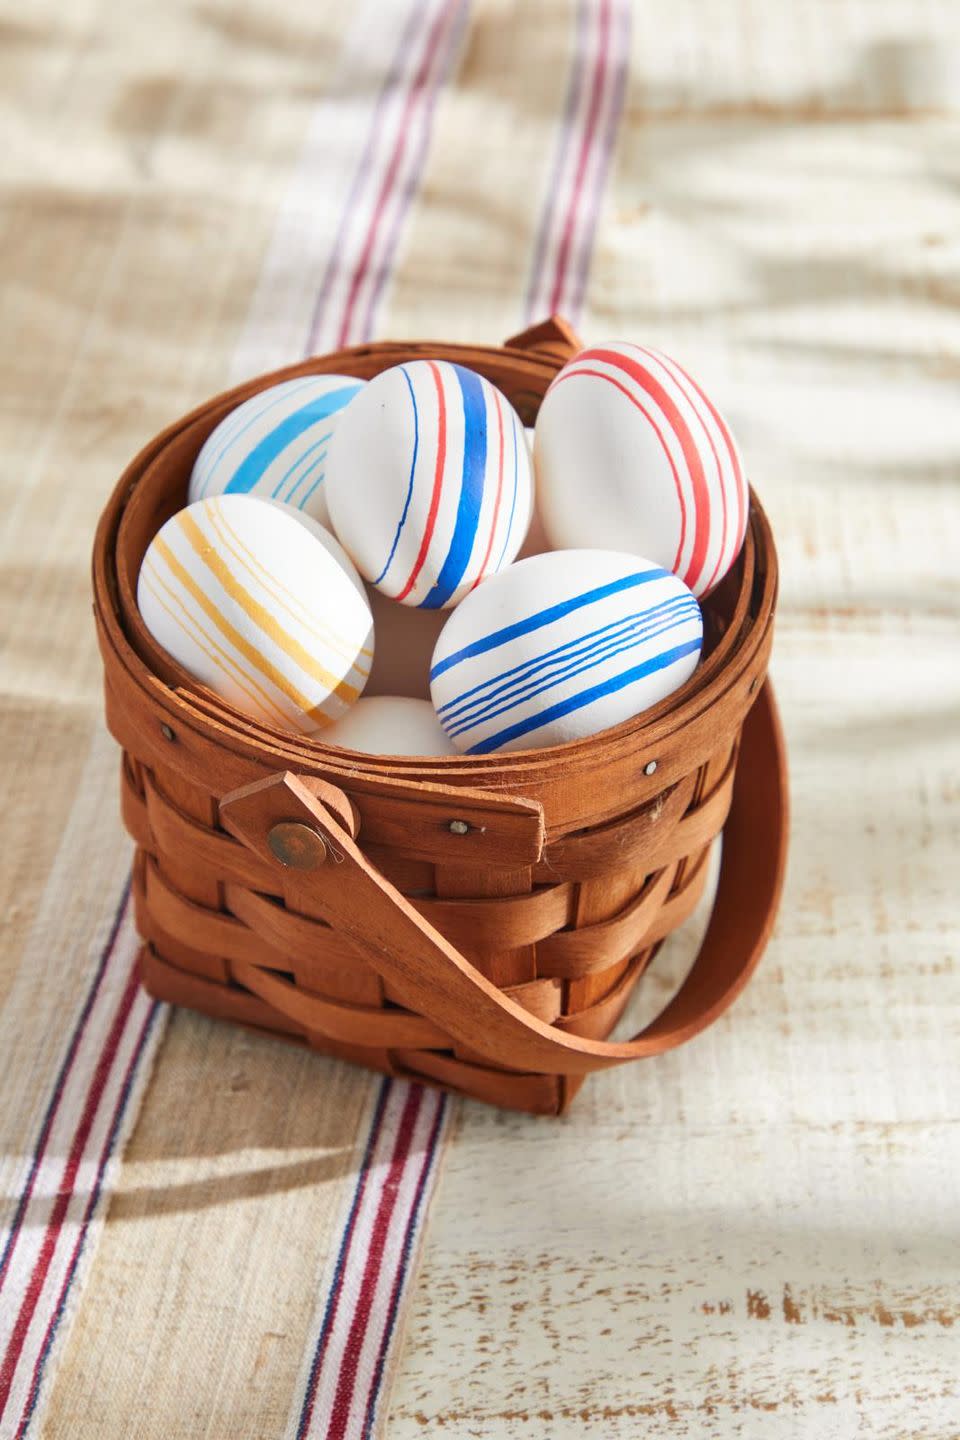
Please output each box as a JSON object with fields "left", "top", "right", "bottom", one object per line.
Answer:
{"left": 430, "top": 550, "right": 703, "bottom": 754}
{"left": 188, "top": 374, "right": 366, "bottom": 527}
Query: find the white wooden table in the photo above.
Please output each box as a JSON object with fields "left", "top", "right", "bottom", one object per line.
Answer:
{"left": 385, "top": 11, "right": 960, "bottom": 1432}
{"left": 2, "top": 2, "right": 957, "bottom": 1435}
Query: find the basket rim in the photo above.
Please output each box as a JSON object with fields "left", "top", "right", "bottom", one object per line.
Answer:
{"left": 93, "top": 337, "right": 778, "bottom": 785}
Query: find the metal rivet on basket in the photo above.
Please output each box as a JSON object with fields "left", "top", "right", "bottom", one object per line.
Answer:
{"left": 643, "top": 760, "right": 658, "bottom": 776}
{"left": 160, "top": 723, "right": 176, "bottom": 742}
{"left": 268, "top": 821, "right": 327, "bottom": 869}
{"left": 448, "top": 819, "right": 471, "bottom": 836}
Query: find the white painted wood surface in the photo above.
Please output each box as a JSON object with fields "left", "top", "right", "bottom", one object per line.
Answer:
{"left": 2, "top": 0, "right": 957, "bottom": 1432}
{"left": 386, "top": 6, "right": 960, "bottom": 1433}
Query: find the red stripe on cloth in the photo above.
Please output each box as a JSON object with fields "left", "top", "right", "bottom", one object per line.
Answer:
{"left": 356, "top": 1090, "right": 447, "bottom": 1437}
{"left": 305, "top": 5, "right": 426, "bottom": 354}
{"left": 337, "top": 0, "right": 458, "bottom": 348}
{"left": 294, "top": 1084, "right": 391, "bottom": 1440}
{"left": 0, "top": 887, "right": 128, "bottom": 1299}
{"left": 292, "top": 1082, "right": 448, "bottom": 1440}
{"left": 523, "top": 0, "right": 590, "bottom": 322}
{"left": 469, "top": 386, "right": 505, "bottom": 591}
{"left": 0, "top": 964, "right": 141, "bottom": 1422}
{"left": 551, "top": 365, "right": 689, "bottom": 573}
{"left": 2, "top": 3, "right": 461, "bottom": 1434}
{"left": 394, "top": 361, "right": 447, "bottom": 602}
{"left": 567, "top": 0, "right": 630, "bottom": 319}
{"left": 548, "top": 0, "right": 612, "bottom": 315}
{"left": 12, "top": 999, "right": 159, "bottom": 1440}
{"left": 586, "top": 347, "right": 712, "bottom": 591}
{"left": 356, "top": 0, "right": 467, "bottom": 344}
{"left": 326, "top": 1087, "right": 423, "bottom": 1440}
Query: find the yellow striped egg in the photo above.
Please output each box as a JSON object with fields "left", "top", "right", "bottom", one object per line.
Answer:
{"left": 137, "top": 495, "right": 373, "bottom": 734}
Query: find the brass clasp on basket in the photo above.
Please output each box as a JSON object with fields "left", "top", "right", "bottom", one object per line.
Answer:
{"left": 220, "top": 774, "right": 355, "bottom": 873}
{"left": 267, "top": 822, "right": 329, "bottom": 870}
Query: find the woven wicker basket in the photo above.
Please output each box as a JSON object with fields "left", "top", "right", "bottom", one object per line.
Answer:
{"left": 93, "top": 317, "right": 787, "bottom": 1116}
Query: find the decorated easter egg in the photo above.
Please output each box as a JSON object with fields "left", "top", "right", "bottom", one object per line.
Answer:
{"left": 535, "top": 343, "right": 748, "bottom": 598}
{"left": 326, "top": 360, "right": 532, "bottom": 609}
{"left": 188, "top": 374, "right": 365, "bottom": 527}
{"left": 430, "top": 550, "right": 702, "bottom": 754}
{"left": 265, "top": 501, "right": 366, "bottom": 599}
{"left": 137, "top": 494, "right": 373, "bottom": 734}
{"left": 323, "top": 696, "right": 456, "bottom": 756}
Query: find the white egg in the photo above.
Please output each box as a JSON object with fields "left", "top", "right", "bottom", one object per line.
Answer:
{"left": 137, "top": 495, "right": 373, "bottom": 734}
{"left": 323, "top": 696, "right": 456, "bottom": 756}
{"left": 264, "top": 501, "right": 367, "bottom": 599}
{"left": 430, "top": 550, "right": 702, "bottom": 755}
{"left": 535, "top": 343, "right": 748, "bottom": 598}
{"left": 326, "top": 360, "right": 532, "bottom": 609}
{"left": 188, "top": 374, "right": 365, "bottom": 527}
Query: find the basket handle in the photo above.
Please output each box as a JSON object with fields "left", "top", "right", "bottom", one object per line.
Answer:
{"left": 219, "top": 683, "right": 787, "bottom": 1077}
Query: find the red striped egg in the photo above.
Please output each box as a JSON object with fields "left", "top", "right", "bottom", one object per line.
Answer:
{"left": 534, "top": 343, "right": 748, "bottom": 598}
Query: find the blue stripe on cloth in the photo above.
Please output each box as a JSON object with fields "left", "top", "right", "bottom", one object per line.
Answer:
{"left": 223, "top": 385, "right": 361, "bottom": 496}
{"left": 0, "top": 879, "right": 131, "bottom": 1292}
{"left": 494, "top": 410, "right": 521, "bottom": 571}
{"left": 430, "top": 567, "right": 667, "bottom": 681}
{"left": 448, "top": 609, "right": 699, "bottom": 740}
{"left": 420, "top": 364, "right": 488, "bottom": 609}
{"left": 466, "top": 638, "right": 703, "bottom": 754}
{"left": 374, "top": 368, "right": 420, "bottom": 585}
{"left": 360, "top": 1092, "right": 447, "bottom": 1440}
{"left": 17, "top": 997, "right": 163, "bottom": 1437}
{"left": 437, "top": 595, "right": 695, "bottom": 722}
{"left": 293, "top": 1079, "right": 392, "bottom": 1440}
{"left": 197, "top": 376, "right": 320, "bottom": 495}
{"left": 272, "top": 431, "right": 333, "bottom": 501}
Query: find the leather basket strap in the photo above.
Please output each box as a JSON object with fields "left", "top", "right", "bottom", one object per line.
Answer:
{"left": 218, "top": 683, "right": 788, "bottom": 1077}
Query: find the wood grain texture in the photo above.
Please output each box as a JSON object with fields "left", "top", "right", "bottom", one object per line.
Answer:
{"left": 381, "top": 0, "right": 960, "bottom": 1432}
{"left": 2, "top": 0, "right": 958, "bottom": 1432}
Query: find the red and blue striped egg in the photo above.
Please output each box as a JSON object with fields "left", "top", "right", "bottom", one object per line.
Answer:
{"left": 534, "top": 343, "right": 748, "bottom": 599}
{"left": 430, "top": 550, "right": 702, "bottom": 754}
{"left": 188, "top": 374, "right": 366, "bottom": 528}
{"left": 326, "top": 360, "right": 533, "bottom": 609}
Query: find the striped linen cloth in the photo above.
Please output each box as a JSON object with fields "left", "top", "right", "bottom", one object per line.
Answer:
{"left": 0, "top": 1, "right": 631, "bottom": 1435}
{"left": 6, "top": 1, "right": 960, "bottom": 1435}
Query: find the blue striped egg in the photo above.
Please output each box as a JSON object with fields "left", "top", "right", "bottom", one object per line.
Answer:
{"left": 188, "top": 374, "right": 366, "bottom": 527}
{"left": 430, "top": 551, "right": 702, "bottom": 754}
{"left": 137, "top": 495, "right": 373, "bottom": 735}
{"left": 325, "top": 360, "right": 532, "bottom": 609}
